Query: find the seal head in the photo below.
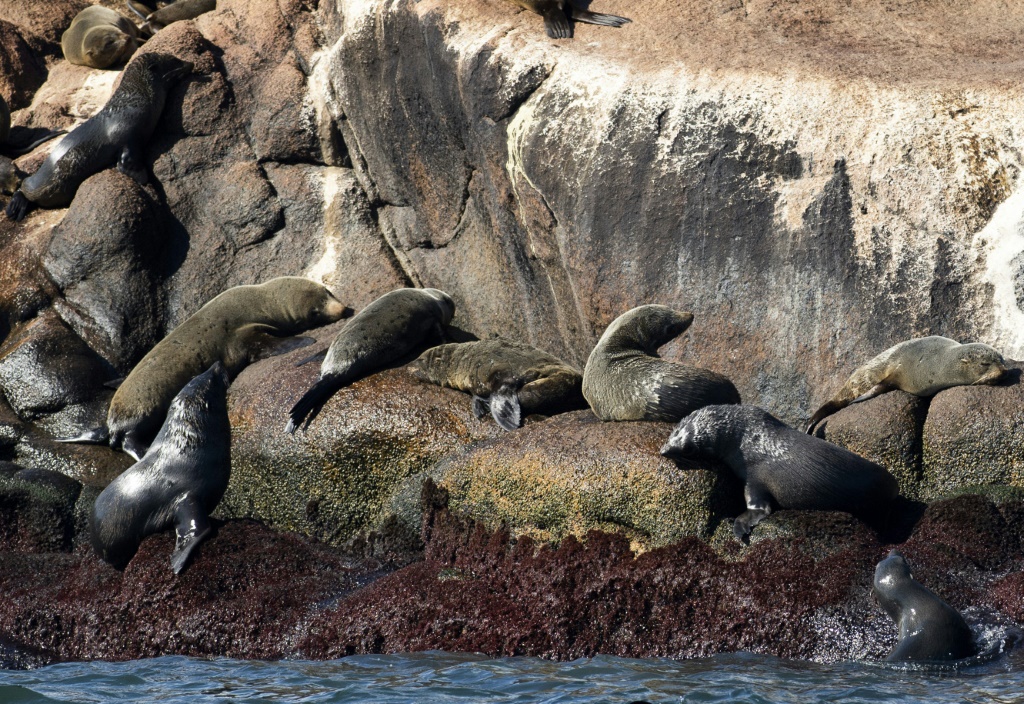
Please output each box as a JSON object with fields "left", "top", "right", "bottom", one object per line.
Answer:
{"left": 61, "top": 6, "right": 141, "bottom": 69}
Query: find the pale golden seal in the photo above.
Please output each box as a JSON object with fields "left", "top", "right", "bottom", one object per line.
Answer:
{"left": 806, "top": 336, "right": 1008, "bottom": 433}
{"left": 63, "top": 277, "right": 347, "bottom": 460}
{"left": 408, "top": 338, "right": 585, "bottom": 430}
{"left": 582, "top": 305, "right": 740, "bottom": 422}
{"left": 508, "top": 0, "right": 630, "bottom": 39}
{"left": 62, "top": 6, "right": 141, "bottom": 69}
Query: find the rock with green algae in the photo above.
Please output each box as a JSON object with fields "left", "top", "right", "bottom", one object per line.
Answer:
{"left": 431, "top": 410, "right": 745, "bottom": 551}
{"left": 219, "top": 319, "right": 504, "bottom": 549}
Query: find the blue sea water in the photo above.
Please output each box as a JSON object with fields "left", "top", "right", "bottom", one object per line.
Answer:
{"left": 2, "top": 651, "right": 1024, "bottom": 704}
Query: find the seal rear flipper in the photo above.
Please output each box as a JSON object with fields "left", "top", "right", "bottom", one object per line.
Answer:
{"left": 542, "top": 8, "right": 572, "bottom": 38}
{"left": 294, "top": 348, "right": 328, "bottom": 368}
{"left": 117, "top": 144, "right": 148, "bottom": 185}
{"left": 471, "top": 395, "right": 490, "bottom": 420}
{"left": 734, "top": 482, "right": 773, "bottom": 541}
{"left": 57, "top": 426, "right": 109, "bottom": 446}
{"left": 489, "top": 387, "right": 522, "bottom": 431}
{"left": 286, "top": 375, "right": 341, "bottom": 433}
{"left": 103, "top": 377, "right": 125, "bottom": 390}
{"left": 567, "top": 6, "right": 631, "bottom": 28}
{"left": 170, "top": 494, "right": 213, "bottom": 574}
{"left": 6, "top": 191, "right": 29, "bottom": 221}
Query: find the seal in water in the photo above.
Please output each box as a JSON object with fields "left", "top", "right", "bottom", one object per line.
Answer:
{"left": 408, "top": 337, "right": 586, "bottom": 430}
{"left": 62, "top": 277, "right": 347, "bottom": 460}
{"left": 286, "top": 287, "right": 455, "bottom": 432}
{"left": 873, "top": 550, "right": 976, "bottom": 662}
{"left": 127, "top": 0, "right": 216, "bottom": 34}
{"left": 661, "top": 404, "right": 899, "bottom": 540}
{"left": 90, "top": 362, "right": 231, "bottom": 574}
{"left": 582, "top": 305, "right": 740, "bottom": 423}
{"left": 5, "top": 52, "right": 193, "bottom": 222}
{"left": 61, "top": 6, "right": 142, "bottom": 69}
{"left": 507, "top": 0, "right": 630, "bottom": 39}
{"left": 806, "top": 336, "right": 1008, "bottom": 433}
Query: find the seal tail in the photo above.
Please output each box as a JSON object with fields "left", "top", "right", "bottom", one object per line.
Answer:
{"left": 57, "top": 426, "right": 110, "bottom": 446}
{"left": 6, "top": 191, "right": 29, "bottom": 222}
{"left": 568, "top": 6, "right": 631, "bottom": 28}
{"left": 286, "top": 375, "right": 341, "bottom": 433}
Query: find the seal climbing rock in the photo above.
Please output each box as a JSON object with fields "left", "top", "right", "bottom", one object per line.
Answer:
{"left": 661, "top": 404, "right": 899, "bottom": 540}
{"left": 582, "top": 305, "right": 740, "bottom": 423}
{"left": 408, "top": 338, "right": 585, "bottom": 430}
{"left": 6, "top": 52, "right": 193, "bottom": 222}
{"left": 61, "top": 6, "right": 141, "bottom": 69}
{"left": 90, "top": 363, "right": 231, "bottom": 574}
{"left": 807, "top": 336, "right": 1008, "bottom": 433}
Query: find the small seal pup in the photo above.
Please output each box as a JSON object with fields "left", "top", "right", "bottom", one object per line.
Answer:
{"left": 91, "top": 363, "right": 230, "bottom": 574}
{"left": 286, "top": 288, "right": 455, "bottom": 433}
{"left": 806, "top": 336, "right": 1008, "bottom": 433}
{"left": 661, "top": 404, "right": 899, "bottom": 540}
{"left": 127, "top": 0, "right": 216, "bottom": 34}
{"left": 408, "top": 338, "right": 586, "bottom": 430}
{"left": 873, "top": 550, "right": 976, "bottom": 662}
{"left": 582, "top": 305, "right": 740, "bottom": 423}
{"left": 63, "top": 277, "right": 347, "bottom": 460}
{"left": 61, "top": 6, "right": 142, "bottom": 69}
{"left": 508, "top": 0, "right": 630, "bottom": 39}
{"left": 6, "top": 52, "right": 193, "bottom": 222}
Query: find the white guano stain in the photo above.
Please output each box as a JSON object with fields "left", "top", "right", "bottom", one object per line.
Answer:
{"left": 972, "top": 183, "right": 1024, "bottom": 358}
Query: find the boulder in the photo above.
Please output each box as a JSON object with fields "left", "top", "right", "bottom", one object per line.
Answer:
{"left": 0, "top": 464, "right": 82, "bottom": 553}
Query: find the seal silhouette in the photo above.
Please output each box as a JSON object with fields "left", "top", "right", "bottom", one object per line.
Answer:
{"left": 873, "top": 550, "right": 976, "bottom": 662}
{"left": 409, "top": 338, "right": 585, "bottom": 430}
{"left": 661, "top": 404, "right": 899, "bottom": 540}
{"left": 583, "top": 305, "right": 740, "bottom": 423}
{"left": 6, "top": 52, "right": 192, "bottom": 222}
{"left": 90, "top": 363, "right": 230, "bottom": 574}
{"left": 63, "top": 277, "right": 347, "bottom": 460}
{"left": 62, "top": 6, "right": 141, "bottom": 69}
{"left": 287, "top": 288, "right": 455, "bottom": 432}
{"left": 807, "top": 336, "right": 1008, "bottom": 433}
{"left": 508, "top": 0, "right": 630, "bottom": 39}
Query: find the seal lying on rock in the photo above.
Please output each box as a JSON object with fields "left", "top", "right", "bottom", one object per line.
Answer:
{"left": 873, "top": 550, "right": 976, "bottom": 662}
{"left": 127, "top": 0, "right": 216, "bottom": 34}
{"left": 583, "top": 305, "right": 740, "bottom": 423}
{"left": 61, "top": 6, "right": 142, "bottom": 69}
{"left": 806, "top": 336, "right": 1008, "bottom": 433}
{"left": 91, "top": 363, "right": 230, "bottom": 574}
{"left": 287, "top": 288, "right": 455, "bottom": 433}
{"left": 6, "top": 52, "right": 192, "bottom": 222}
{"left": 508, "top": 0, "right": 630, "bottom": 39}
{"left": 408, "top": 338, "right": 585, "bottom": 430}
{"left": 63, "top": 277, "right": 347, "bottom": 460}
{"left": 661, "top": 404, "right": 899, "bottom": 540}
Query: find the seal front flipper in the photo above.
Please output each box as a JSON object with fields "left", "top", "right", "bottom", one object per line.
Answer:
{"left": 471, "top": 395, "right": 490, "bottom": 420}
{"left": 6, "top": 191, "right": 29, "bottom": 221}
{"left": 852, "top": 382, "right": 893, "bottom": 404}
{"left": 489, "top": 384, "right": 523, "bottom": 431}
{"left": 286, "top": 374, "right": 342, "bottom": 433}
{"left": 170, "top": 493, "right": 213, "bottom": 574}
{"left": 805, "top": 400, "right": 843, "bottom": 434}
{"left": 567, "top": 3, "right": 631, "bottom": 28}
{"left": 57, "top": 426, "right": 109, "bottom": 446}
{"left": 733, "top": 482, "right": 773, "bottom": 541}
{"left": 117, "top": 144, "right": 148, "bottom": 185}
{"left": 542, "top": 7, "right": 572, "bottom": 38}
{"left": 122, "top": 434, "right": 149, "bottom": 462}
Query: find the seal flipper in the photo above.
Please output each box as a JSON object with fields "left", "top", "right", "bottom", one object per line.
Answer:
{"left": 6, "top": 191, "right": 30, "bottom": 221}
{"left": 471, "top": 395, "right": 490, "bottom": 420}
{"left": 489, "top": 385, "right": 522, "bottom": 431}
{"left": 542, "top": 7, "right": 572, "bottom": 38}
{"left": 235, "top": 323, "right": 315, "bottom": 363}
{"left": 852, "top": 382, "right": 893, "bottom": 404}
{"left": 122, "top": 434, "right": 149, "bottom": 462}
{"left": 805, "top": 400, "right": 843, "bottom": 434}
{"left": 294, "top": 348, "right": 328, "bottom": 368}
{"left": 733, "top": 482, "right": 773, "bottom": 541}
{"left": 117, "top": 143, "right": 148, "bottom": 185}
{"left": 286, "top": 374, "right": 342, "bottom": 433}
{"left": 57, "top": 426, "right": 110, "bottom": 446}
{"left": 567, "top": 5, "right": 631, "bottom": 28}
{"left": 170, "top": 493, "right": 212, "bottom": 574}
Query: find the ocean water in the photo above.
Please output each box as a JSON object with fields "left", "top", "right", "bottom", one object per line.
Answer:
{"left": 2, "top": 651, "right": 1024, "bottom": 704}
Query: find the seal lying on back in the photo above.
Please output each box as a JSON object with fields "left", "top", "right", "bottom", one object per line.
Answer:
{"left": 91, "top": 363, "right": 230, "bottom": 574}
{"left": 287, "top": 288, "right": 455, "bottom": 433}
{"left": 63, "top": 277, "right": 347, "bottom": 460}
{"left": 126, "top": 0, "right": 216, "bottom": 34}
{"left": 6, "top": 52, "right": 192, "bottom": 222}
{"left": 508, "top": 0, "right": 630, "bottom": 39}
{"left": 582, "top": 305, "right": 740, "bottom": 423}
{"left": 62, "top": 6, "right": 141, "bottom": 69}
{"left": 806, "top": 336, "right": 1008, "bottom": 433}
{"left": 873, "top": 550, "right": 976, "bottom": 662}
{"left": 409, "top": 338, "right": 586, "bottom": 430}
{"left": 661, "top": 404, "right": 899, "bottom": 540}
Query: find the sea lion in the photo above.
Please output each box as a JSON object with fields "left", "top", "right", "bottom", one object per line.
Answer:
{"left": 61, "top": 6, "right": 141, "bottom": 69}
{"left": 286, "top": 287, "right": 455, "bottom": 433}
{"left": 873, "top": 550, "right": 976, "bottom": 662}
{"left": 408, "top": 338, "right": 586, "bottom": 430}
{"left": 91, "top": 363, "right": 230, "bottom": 574}
{"left": 5, "top": 52, "right": 192, "bottom": 222}
{"left": 806, "top": 336, "right": 1009, "bottom": 433}
{"left": 661, "top": 404, "right": 899, "bottom": 540}
{"left": 508, "top": 0, "right": 630, "bottom": 39}
{"left": 127, "top": 0, "right": 215, "bottom": 34}
{"left": 582, "top": 305, "right": 741, "bottom": 423}
{"left": 63, "top": 277, "right": 347, "bottom": 460}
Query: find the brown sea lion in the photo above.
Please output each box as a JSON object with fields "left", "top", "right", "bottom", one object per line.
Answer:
{"left": 62, "top": 6, "right": 141, "bottom": 69}
{"left": 582, "top": 305, "right": 740, "bottom": 423}
{"left": 6, "top": 52, "right": 192, "bottom": 222}
{"left": 62, "top": 277, "right": 347, "bottom": 460}
{"left": 408, "top": 338, "right": 586, "bottom": 430}
{"left": 286, "top": 288, "right": 455, "bottom": 433}
{"left": 508, "top": 0, "right": 630, "bottom": 39}
{"left": 661, "top": 404, "right": 899, "bottom": 540}
{"left": 806, "top": 336, "right": 1008, "bottom": 433}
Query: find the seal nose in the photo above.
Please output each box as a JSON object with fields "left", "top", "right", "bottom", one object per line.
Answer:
{"left": 324, "top": 297, "right": 348, "bottom": 321}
